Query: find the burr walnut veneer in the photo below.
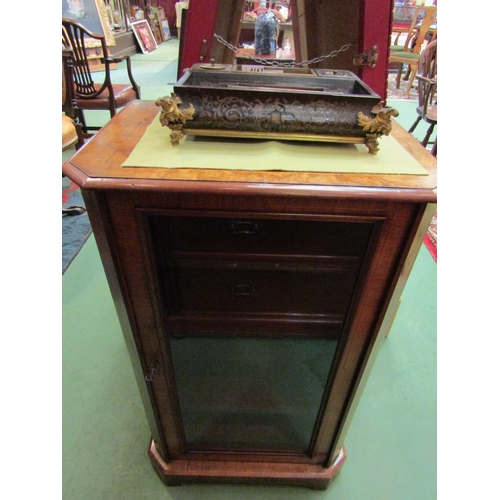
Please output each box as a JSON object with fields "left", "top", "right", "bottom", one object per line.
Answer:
{"left": 63, "top": 100, "right": 436, "bottom": 490}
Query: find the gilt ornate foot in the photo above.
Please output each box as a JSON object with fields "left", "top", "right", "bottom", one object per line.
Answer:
{"left": 357, "top": 103, "right": 399, "bottom": 154}
{"left": 365, "top": 134, "right": 380, "bottom": 155}
{"left": 155, "top": 94, "right": 195, "bottom": 146}
{"left": 168, "top": 125, "right": 187, "bottom": 146}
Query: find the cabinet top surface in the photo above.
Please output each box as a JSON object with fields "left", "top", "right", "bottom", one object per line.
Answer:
{"left": 63, "top": 100, "right": 436, "bottom": 201}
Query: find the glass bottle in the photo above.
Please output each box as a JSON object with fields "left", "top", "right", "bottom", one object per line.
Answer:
{"left": 255, "top": 1, "right": 279, "bottom": 55}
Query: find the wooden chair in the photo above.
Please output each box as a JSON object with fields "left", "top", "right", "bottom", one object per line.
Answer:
{"left": 62, "top": 48, "right": 84, "bottom": 152}
{"left": 389, "top": 6, "right": 437, "bottom": 98}
{"left": 391, "top": 5, "right": 420, "bottom": 51}
{"left": 62, "top": 18, "right": 141, "bottom": 136}
{"left": 408, "top": 40, "right": 437, "bottom": 156}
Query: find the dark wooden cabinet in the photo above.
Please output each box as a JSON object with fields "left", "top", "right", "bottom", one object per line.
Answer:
{"left": 63, "top": 100, "right": 436, "bottom": 490}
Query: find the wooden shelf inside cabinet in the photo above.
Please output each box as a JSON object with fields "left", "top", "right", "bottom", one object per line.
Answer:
{"left": 63, "top": 100, "right": 436, "bottom": 490}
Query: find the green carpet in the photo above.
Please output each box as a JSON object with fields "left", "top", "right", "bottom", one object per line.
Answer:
{"left": 62, "top": 233, "right": 436, "bottom": 499}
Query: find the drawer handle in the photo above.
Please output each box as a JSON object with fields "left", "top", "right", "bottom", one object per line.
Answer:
{"left": 230, "top": 220, "right": 260, "bottom": 234}
{"left": 231, "top": 284, "right": 256, "bottom": 296}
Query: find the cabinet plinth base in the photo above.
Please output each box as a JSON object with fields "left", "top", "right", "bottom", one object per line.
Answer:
{"left": 148, "top": 440, "right": 346, "bottom": 490}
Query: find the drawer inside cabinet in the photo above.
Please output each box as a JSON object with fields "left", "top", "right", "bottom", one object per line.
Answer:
{"left": 163, "top": 257, "right": 360, "bottom": 317}
{"left": 151, "top": 215, "right": 374, "bottom": 257}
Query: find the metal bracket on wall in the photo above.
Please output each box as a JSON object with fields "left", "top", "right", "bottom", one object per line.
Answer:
{"left": 200, "top": 39, "right": 208, "bottom": 61}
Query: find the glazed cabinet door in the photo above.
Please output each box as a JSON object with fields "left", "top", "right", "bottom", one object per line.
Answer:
{"left": 136, "top": 209, "right": 384, "bottom": 463}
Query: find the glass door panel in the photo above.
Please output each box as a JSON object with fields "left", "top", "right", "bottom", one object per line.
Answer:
{"left": 169, "top": 335, "right": 338, "bottom": 453}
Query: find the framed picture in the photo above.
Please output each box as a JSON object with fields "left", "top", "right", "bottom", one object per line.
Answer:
{"left": 161, "top": 18, "right": 171, "bottom": 41}
{"left": 103, "top": 4, "right": 113, "bottom": 28}
{"left": 131, "top": 19, "right": 157, "bottom": 53}
{"left": 130, "top": 4, "right": 141, "bottom": 18}
{"left": 62, "top": 0, "right": 116, "bottom": 46}
{"left": 148, "top": 7, "right": 164, "bottom": 44}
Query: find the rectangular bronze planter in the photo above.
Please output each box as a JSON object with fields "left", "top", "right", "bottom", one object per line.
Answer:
{"left": 155, "top": 64, "right": 399, "bottom": 154}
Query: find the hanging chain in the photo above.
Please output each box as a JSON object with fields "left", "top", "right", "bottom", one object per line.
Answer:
{"left": 213, "top": 33, "right": 357, "bottom": 68}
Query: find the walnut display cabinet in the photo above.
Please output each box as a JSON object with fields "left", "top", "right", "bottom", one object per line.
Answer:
{"left": 63, "top": 100, "right": 437, "bottom": 490}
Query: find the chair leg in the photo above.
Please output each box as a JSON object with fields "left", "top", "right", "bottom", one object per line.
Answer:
{"left": 422, "top": 123, "right": 435, "bottom": 148}
{"left": 404, "top": 64, "right": 418, "bottom": 98}
{"left": 408, "top": 116, "right": 422, "bottom": 134}
{"left": 431, "top": 137, "right": 437, "bottom": 157}
{"left": 76, "top": 108, "right": 87, "bottom": 133}
{"left": 75, "top": 122, "right": 85, "bottom": 150}
{"left": 395, "top": 64, "right": 403, "bottom": 89}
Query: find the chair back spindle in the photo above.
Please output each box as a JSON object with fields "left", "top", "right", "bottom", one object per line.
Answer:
{"left": 62, "top": 48, "right": 84, "bottom": 151}
{"left": 408, "top": 40, "right": 437, "bottom": 154}
{"left": 62, "top": 22, "right": 109, "bottom": 99}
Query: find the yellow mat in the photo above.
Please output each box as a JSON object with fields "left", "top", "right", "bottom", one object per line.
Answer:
{"left": 122, "top": 114, "right": 428, "bottom": 175}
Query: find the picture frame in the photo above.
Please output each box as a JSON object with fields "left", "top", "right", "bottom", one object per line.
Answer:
{"left": 103, "top": 3, "right": 113, "bottom": 28}
{"left": 131, "top": 19, "right": 157, "bottom": 54}
{"left": 129, "top": 4, "right": 141, "bottom": 19}
{"left": 112, "top": 9, "right": 125, "bottom": 28}
{"left": 62, "top": 0, "right": 116, "bottom": 46}
{"left": 148, "top": 7, "right": 164, "bottom": 44}
{"left": 161, "top": 18, "right": 171, "bottom": 41}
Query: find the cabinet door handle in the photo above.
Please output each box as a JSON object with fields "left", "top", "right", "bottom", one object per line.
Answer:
{"left": 230, "top": 220, "right": 260, "bottom": 234}
{"left": 145, "top": 360, "right": 159, "bottom": 382}
{"left": 231, "top": 284, "right": 256, "bottom": 296}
